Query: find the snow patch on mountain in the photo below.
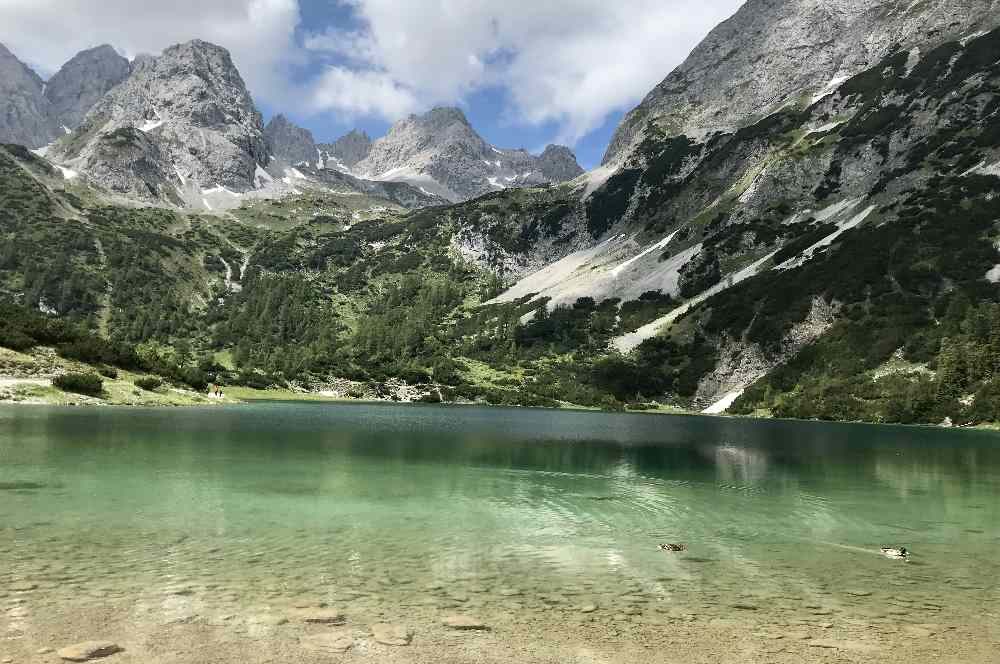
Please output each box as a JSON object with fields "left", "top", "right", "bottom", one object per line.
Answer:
{"left": 610, "top": 230, "right": 679, "bottom": 278}
{"left": 54, "top": 164, "right": 78, "bottom": 180}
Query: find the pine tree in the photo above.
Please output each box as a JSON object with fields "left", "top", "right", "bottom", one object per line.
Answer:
{"left": 936, "top": 337, "right": 965, "bottom": 402}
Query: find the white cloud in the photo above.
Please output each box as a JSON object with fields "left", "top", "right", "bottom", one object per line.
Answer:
{"left": 0, "top": 0, "right": 301, "bottom": 102}
{"left": 0, "top": 0, "right": 746, "bottom": 145}
{"left": 308, "top": 66, "right": 420, "bottom": 119}
{"left": 306, "top": 0, "right": 746, "bottom": 142}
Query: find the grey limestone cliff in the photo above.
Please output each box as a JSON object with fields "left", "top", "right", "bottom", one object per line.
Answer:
{"left": 49, "top": 39, "right": 268, "bottom": 201}
{"left": 604, "top": 0, "right": 1000, "bottom": 164}
{"left": 0, "top": 43, "right": 60, "bottom": 148}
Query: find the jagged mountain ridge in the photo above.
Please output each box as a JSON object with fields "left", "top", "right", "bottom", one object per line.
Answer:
{"left": 270, "top": 107, "right": 585, "bottom": 203}
{"left": 604, "top": 0, "right": 1000, "bottom": 164}
{"left": 48, "top": 39, "right": 268, "bottom": 203}
{"left": 353, "top": 107, "right": 584, "bottom": 202}
{"left": 0, "top": 40, "right": 580, "bottom": 209}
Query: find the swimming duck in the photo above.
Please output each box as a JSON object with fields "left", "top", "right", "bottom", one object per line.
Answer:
{"left": 880, "top": 546, "right": 908, "bottom": 560}
{"left": 658, "top": 543, "right": 687, "bottom": 552}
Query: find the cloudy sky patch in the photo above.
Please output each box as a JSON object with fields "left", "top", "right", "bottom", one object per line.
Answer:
{"left": 0, "top": 0, "right": 744, "bottom": 167}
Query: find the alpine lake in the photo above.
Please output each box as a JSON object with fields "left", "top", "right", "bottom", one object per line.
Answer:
{"left": 1, "top": 403, "right": 998, "bottom": 663}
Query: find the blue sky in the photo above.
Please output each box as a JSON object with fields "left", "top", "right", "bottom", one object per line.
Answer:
{"left": 259, "top": 0, "right": 627, "bottom": 168}
{"left": 0, "top": 0, "right": 745, "bottom": 170}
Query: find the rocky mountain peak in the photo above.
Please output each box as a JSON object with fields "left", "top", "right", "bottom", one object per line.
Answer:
{"left": 49, "top": 38, "right": 268, "bottom": 201}
{"left": 44, "top": 44, "right": 131, "bottom": 132}
{"left": 355, "top": 107, "right": 583, "bottom": 202}
{"left": 603, "top": 0, "right": 1000, "bottom": 164}
{"left": 265, "top": 114, "right": 317, "bottom": 166}
{"left": 0, "top": 42, "right": 60, "bottom": 148}
{"left": 319, "top": 129, "right": 372, "bottom": 171}
{"left": 418, "top": 106, "right": 472, "bottom": 129}
{"left": 538, "top": 145, "right": 585, "bottom": 182}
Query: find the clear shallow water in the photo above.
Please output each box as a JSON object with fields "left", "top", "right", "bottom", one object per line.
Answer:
{"left": 2, "top": 403, "right": 999, "bottom": 631}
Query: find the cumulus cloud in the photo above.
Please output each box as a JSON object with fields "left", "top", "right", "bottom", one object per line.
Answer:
{"left": 307, "top": 66, "right": 419, "bottom": 118}
{"left": 0, "top": 0, "right": 301, "bottom": 102}
{"left": 306, "top": 0, "right": 745, "bottom": 142}
{"left": 0, "top": 0, "right": 745, "bottom": 144}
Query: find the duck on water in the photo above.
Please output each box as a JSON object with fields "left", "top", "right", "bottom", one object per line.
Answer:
{"left": 880, "top": 546, "right": 909, "bottom": 560}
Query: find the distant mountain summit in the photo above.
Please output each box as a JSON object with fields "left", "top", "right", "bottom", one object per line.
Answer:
{"left": 265, "top": 114, "right": 317, "bottom": 166}
{"left": 0, "top": 43, "right": 60, "bottom": 147}
{"left": 44, "top": 45, "right": 131, "bottom": 132}
{"left": 49, "top": 39, "right": 268, "bottom": 202}
{"left": 319, "top": 129, "right": 372, "bottom": 172}
{"left": 353, "top": 107, "right": 583, "bottom": 202}
{"left": 265, "top": 107, "right": 583, "bottom": 203}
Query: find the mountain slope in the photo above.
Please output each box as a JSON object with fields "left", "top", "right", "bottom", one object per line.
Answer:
{"left": 354, "top": 107, "right": 583, "bottom": 202}
{"left": 0, "top": 43, "right": 60, "bottom": 148}
{"left": 44, "top": 45, "right": 131, "bottom": 132}
{"left": 4, "top": 8, "right": 1000, "bottom": 425}
{"left": 604, "top": 0, "right": 1000, "bottom": 164}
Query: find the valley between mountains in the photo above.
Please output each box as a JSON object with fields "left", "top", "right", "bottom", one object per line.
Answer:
{"left": 2, "top": 0, "right": 1000, "bottom": 427}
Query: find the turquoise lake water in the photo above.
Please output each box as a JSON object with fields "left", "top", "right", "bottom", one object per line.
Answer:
{"left": 1, "top": 403, "right": 998, "bottom": 634}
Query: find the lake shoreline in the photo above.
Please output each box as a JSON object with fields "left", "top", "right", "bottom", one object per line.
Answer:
{"left": 4, "top": 370, "right": 1000, "bottom": 433}
{"left": 1, "top": 381, "right": 996, "bottom": 434}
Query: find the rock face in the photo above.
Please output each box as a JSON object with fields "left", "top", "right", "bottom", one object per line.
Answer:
{"left": 0, "top": 43, "right": 60, "bottom": 148}
{"left": 354, "top": 107, "right": 583, "bottom": 202}
{"left": 49, "top": 39, "right": 268, "bottom": 201}
{"left": 264, "top": 114, "right": 317, "bottom": 166}
{"left": 319, "top": 129, "right": 372, "bottom": 171}
{"left": 538, "top": 145, "right": 585, "bottom": 182}
{"left": 56, "top": 641, "right": 122, "bottom": 662}
{"left": 603, "top": 0, "right": 1000, "bottom": 164}
{"left": 44, "top": 45, "right": 131, "bottom": 132}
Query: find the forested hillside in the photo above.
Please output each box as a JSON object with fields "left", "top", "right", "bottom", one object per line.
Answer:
{"left": 2, "top": 26, "right": 1000, "bottom": 425}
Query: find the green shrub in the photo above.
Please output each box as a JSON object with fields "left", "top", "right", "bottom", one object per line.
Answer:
{"left": 99, "top": 366, "right": 119, "bottom": 379}
{"left": 134, "top": 376, "right": 163, "bottom": 391}
{"left": 0, "top": 326, "right": 35, "bottom": 351}
{"left": 53, "top": 373, "right": 103, "bottom": 396}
